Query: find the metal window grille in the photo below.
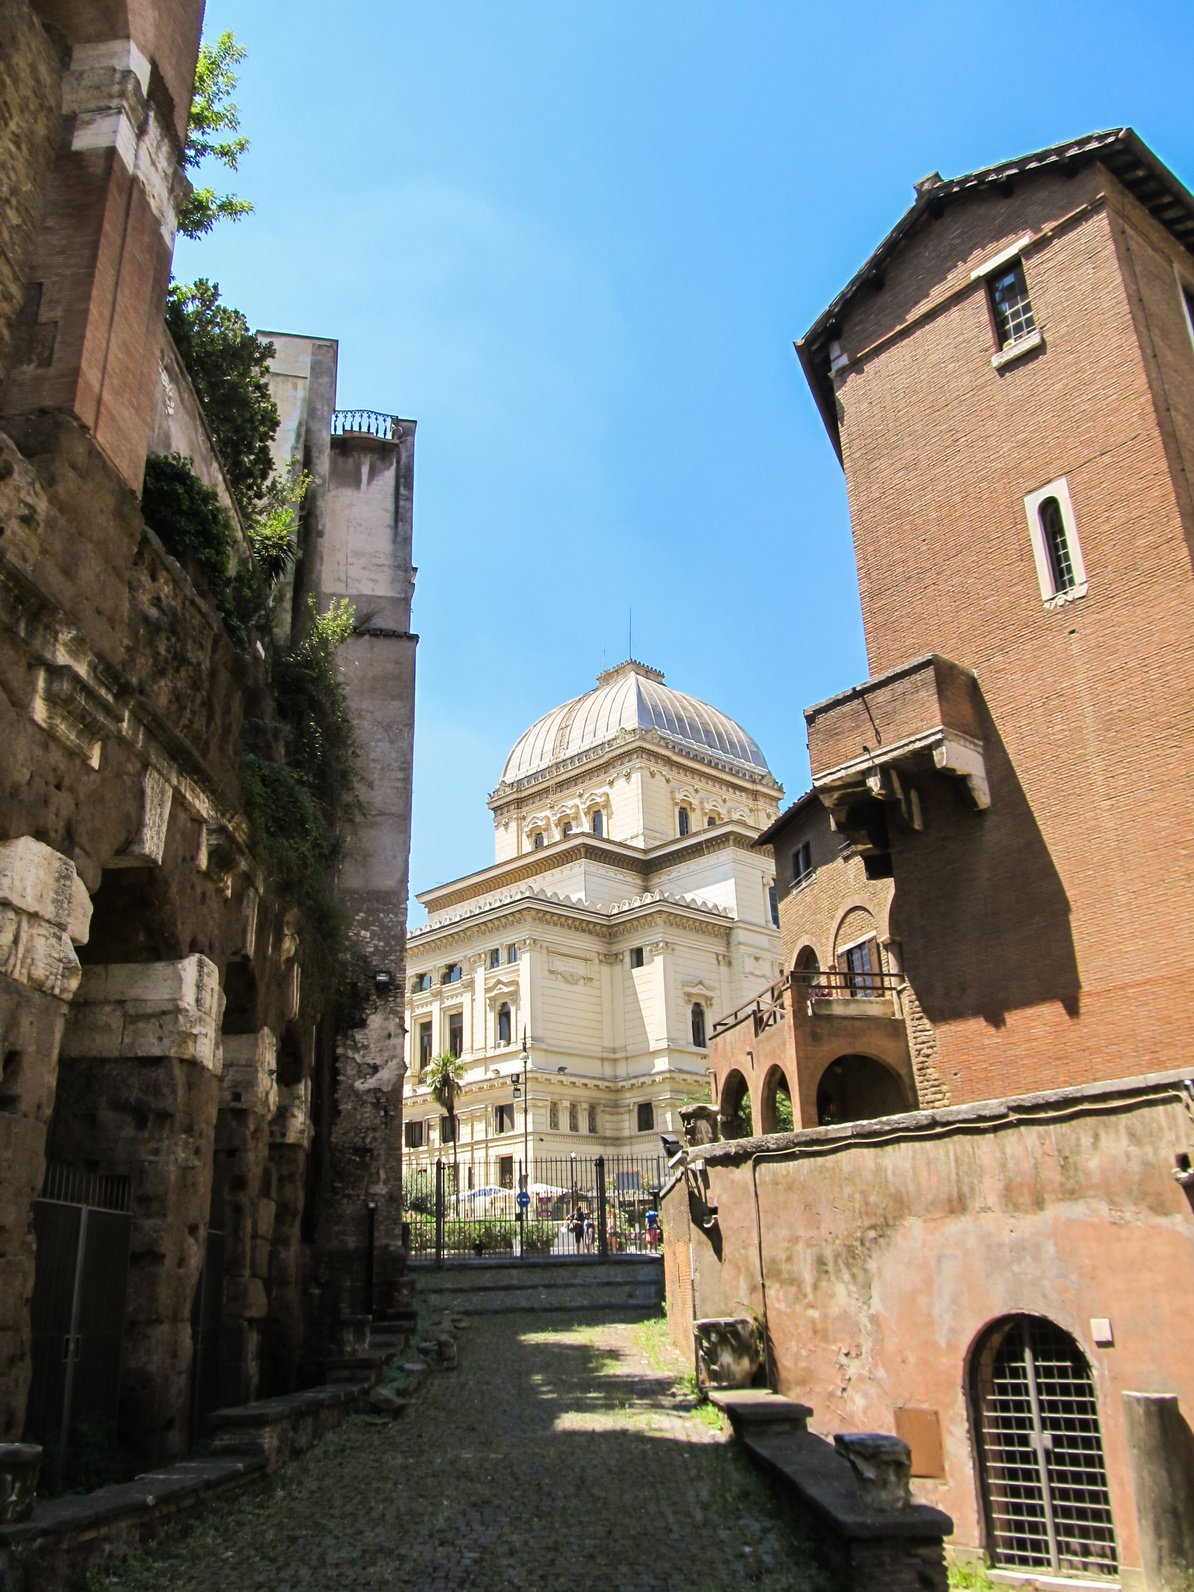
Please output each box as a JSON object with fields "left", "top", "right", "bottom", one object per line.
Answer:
{"left": 1039, "top": 497, "right": 1075, "bottom": 593}
{"left": 989, "top": 262, "right": 1037, "bottom": 347}
{"left": 974, "top": 1317, "right": 1118, "bottom": 1577}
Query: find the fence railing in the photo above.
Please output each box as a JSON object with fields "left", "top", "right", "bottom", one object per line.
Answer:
{"left": 331, "top": 409, "right": 403, "bottom": 440}
{"left": 404, "top": 1151, "right": 664, "bottom": 1263}
{"left": 712, "top": 967, "right": 904, "bottom": 1037}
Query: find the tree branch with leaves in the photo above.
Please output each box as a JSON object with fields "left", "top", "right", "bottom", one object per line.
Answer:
{"left": 179, "top": 30, "right": 253, "bottom": 240}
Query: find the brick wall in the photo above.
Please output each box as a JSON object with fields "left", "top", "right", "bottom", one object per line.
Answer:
{"left": 829, "top": 160, "right": 1194, "bottom": 1101}
{"left": 0, "top": 2, "right": 60, "bottom": 387}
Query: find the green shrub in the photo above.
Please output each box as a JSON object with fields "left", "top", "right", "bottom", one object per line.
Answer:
{"left": 141, "top": 452, "right": 242, "bottom": 637}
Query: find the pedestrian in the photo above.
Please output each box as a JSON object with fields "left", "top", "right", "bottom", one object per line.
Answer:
{"left": 583, "top": 1210, "right": 595, "bottom": 1252}
{"left": 644, "top": 1207, "right": 660, "bottom": 1250}
{"left": 570, "top": 1206, "right": 585, "bottom": 1249}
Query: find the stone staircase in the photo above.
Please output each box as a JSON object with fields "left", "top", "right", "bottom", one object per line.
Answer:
{"left": 410, "top": 1255, "right": 664, "bottom": 1317}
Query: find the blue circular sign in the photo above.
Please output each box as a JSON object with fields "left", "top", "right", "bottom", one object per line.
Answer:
{"left": 515, "top": 1190, "right": 531, "bottom": 1209}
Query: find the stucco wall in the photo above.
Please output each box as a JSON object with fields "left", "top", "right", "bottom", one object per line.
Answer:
{"left": 663, "top": 1075, "right": 1194, "bottom": 1575}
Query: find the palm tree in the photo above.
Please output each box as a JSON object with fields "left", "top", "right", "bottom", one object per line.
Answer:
{"left": 424, "top": 1050, "right": 465, "bottom": 1208}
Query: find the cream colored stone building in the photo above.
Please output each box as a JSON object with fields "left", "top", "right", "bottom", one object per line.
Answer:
{"left": 402, "top": 661, "right": 783, "bottom": 1190}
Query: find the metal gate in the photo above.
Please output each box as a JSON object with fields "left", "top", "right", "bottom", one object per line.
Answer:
{"left": 25, "top": 1164, "right": 132, "bottom": 1490}
{"left": 404, "top": 1152, "right": 663, "bottom": 1263}
{"left": 973, "top": 1315, "right": 1118, "bottom": 1578}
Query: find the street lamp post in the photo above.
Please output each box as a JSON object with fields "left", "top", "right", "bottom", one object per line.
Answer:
{"left": 512, "top": 1032, "right": 530, "bottom": 1255}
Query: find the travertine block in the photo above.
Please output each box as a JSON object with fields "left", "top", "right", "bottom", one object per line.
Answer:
{"left": 220, "top": 1030, "right": 278, "bottom": 1114}
{"left": 60, "top": 954, "right": 222, "bottom": 1069}
{"left": 0, "top": 837, "right": 90, "bottom": 998}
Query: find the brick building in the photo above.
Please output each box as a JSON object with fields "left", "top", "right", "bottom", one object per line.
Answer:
{"left": 669, "top": 131, "right": 1194, "bottom": 1588}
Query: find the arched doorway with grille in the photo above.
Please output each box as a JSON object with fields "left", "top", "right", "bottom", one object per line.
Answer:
{"left": 970, "top": 1314, "right": 1118, "bottom": 1579}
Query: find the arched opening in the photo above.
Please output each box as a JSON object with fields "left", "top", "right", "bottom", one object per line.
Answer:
{"left": 690, "top": 1002, "right": 706, "bottom": 1048}
{"left": 718, "top": 1069, "right": 752, "bottom": 1139}
{"left": 815, "top": 1054, "right": 909, "bottom": 1125}
{"left": 221, "top": 961, "right": 258, "bottom": 1035}
{"left": 77, "top": 867, "right": 183, "bottom": 965}
{"left": 793, "top": 945, "right": 820, "bottom": 978}
{"left": 759, "top": 1066, "right": 793, "bottom": 1134}
{"left": 970, "top": 1315, "right": 1117, "bottom": 1577}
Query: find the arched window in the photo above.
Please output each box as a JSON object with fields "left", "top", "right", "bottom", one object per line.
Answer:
{"left": 971, "top": 1316, "right": 1117, "bottom": 1577}
{"left": 677, "top": 806, "right": 690, "bottom": 837}
{"left": 496, "top": 1003, "right": 511, "bottom": 1045}
{"left": 1039, "top": 496, "right": 1075, "bottom": 594}
{"left": 691, "top": 1002, "right": 707, "bottom": 1048}
{"left": 591, "top": 810, "right": 604, "bottom": 837}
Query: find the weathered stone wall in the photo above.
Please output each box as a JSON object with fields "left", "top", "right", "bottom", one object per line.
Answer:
{"left": 0, "top": 2, "right": 61, "bottom": 387}
{"left": 663, "top": 1074, "right": 1194, "bottom": 1578}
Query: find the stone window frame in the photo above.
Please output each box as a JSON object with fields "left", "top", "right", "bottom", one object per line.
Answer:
{"left": 494, "top": 1102, "right": 516, "bottom": 1135}
{"left": 586, "top": 1104, "right": 598, "bottom": 1134}
{"left": 971, "top": 234, "right": 1043, "bottom": 367}
{"left": 1024, "top": 476, "right": 1087, "bottom": 609}
{"left": 549, "top": 1101, "right": 560, "bottom": 1131}
{"left": 629, "top": 946, "right": 645, "bottom": 970}
{"left": 636, "top": 1101, "right": 655, "bottom": 1133}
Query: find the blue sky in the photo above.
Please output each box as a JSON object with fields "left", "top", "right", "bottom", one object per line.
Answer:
{"left": 177, "top": 1, "right": 1194, "bottom": 914}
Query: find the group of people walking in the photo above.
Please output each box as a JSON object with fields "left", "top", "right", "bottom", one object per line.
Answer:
{"left": 565, "top": 1206, "right": 660, "bottom": 1253}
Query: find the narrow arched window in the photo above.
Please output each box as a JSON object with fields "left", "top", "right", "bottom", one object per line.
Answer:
{"left": 1039, "top": 496, "right": 1075, "bottom": 594}
{"left": 497, "top": 1002, "right": 511, "bottom": 1045}
{"left": 691, "top": 1002, "right": 707, "bottom": 1048}
{"left": 678, "top": 807, "right": 690, "bottom": 836}
{"left": 591, "top": 810, "right": 604, "bottom": 837}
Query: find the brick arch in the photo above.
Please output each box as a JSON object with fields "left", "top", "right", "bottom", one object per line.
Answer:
{"left": 792, "top": 943, "right": 820, "bottom": 974}
{"left": 718, "top": 1067, "right": 753, "bottom": 1138}
{"left": 813, "top": 1052, "right": 910, "bottom": 1126}
{"left": 759, "top": 1063, "right": 794, "bottom": 1134}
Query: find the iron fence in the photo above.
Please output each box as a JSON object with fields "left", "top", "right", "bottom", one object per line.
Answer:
{"left": 404, "top": 1151, "right": 664, "bottom": 1264}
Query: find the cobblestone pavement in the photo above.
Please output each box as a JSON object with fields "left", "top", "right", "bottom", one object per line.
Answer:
{"left": 93, "top": 1310, "right": 830, "bottom": 1592}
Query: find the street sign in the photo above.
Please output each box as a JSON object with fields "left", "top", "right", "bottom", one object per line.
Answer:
{"left": 515, "top": 1190, "right": 531, "bottom": 1209}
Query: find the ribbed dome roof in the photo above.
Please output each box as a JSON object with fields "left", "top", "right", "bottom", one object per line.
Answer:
{"left": 499, "top": 661, "right": 772, "bottom": 785}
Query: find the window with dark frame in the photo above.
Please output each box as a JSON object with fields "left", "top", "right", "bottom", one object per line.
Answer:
{"left": 768, "top": 883, "right": 779, "bottom": 927}
{"left": 447, "top": 1010, "right": 463, "bottom": 1057}
{"left": 562, "top": 820, "right": 573, "bottom": 836}
{"left": 629, "top": 947, "right": 645, "bottom": 969}
{"left": 989, "top": 260, "right": 1036, "bottom": 349}
{"left": 506, "top": 944, "right": 518, "bottom": 964}
{"left": 591, "top": 810, "right": 604, "bottom": 837}
{"left": 533, "top": 832, "right": 545, "bottom": 849}
{"left": 1038, "top": 496, "right": 1076, "bottom": 595}
{"left": 587, "top": 1104, "right": 598, "bottom": 1133}
{"left": 440, "top": 1114, "right": 458, "bottom": 1145}
{"left": 496, "top": 1002, "right": 512, "bottom": 1046}
{"left": 678, "top": 806, "right": 690, "bottom": 836}
{"left": 441, "top": 963, "right": 462, "bottom": 985}
{"left": 839, "top": 938, "right": 879, "bottom": 996}
{"left": 488, "top": 947, "right": 500, "bottom": 969}
{"left": 636, "top": 1102, "right": 655, "bottom": 1133}
{"left": 417, "top": 1020, "right": 432, "bottom": 1072}
{"left": 403, "top": 1119, "right": 425, "bottom": 1149}
{"left": 495, "top": 1103, "right": 515, "bottom": 1134}
{"left": 498, "top": 1156, "right": 514, "bottom": 1189}
{"left": 568, "top": 1103, "right": 579, "bottom": 1133}
{"left": 691, "top": 1002, "right": 707, "bottom": 1048}
{"left": 549, "top": 1101, "right": 560, "bottom": 1130}
{"left": 412, "top": 971, "right": 431, "bottom": 993}
{"left": 792, "top": 840, "right": 813, "bottom": 885}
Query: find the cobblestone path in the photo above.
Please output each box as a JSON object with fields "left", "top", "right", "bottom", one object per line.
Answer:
{"left": 93, "top": 1310, "right": 829, "bottom": 1592}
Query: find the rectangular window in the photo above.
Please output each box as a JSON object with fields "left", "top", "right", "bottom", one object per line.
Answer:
{"left": 568, "top": 1103, "right": 579, "bottom": 1133}
{"left": 417, "top": 1020, "right": 432, "bottom": 1073}
{"left": 1024, "top": 477, "right": 1086, "bottom": 607}
{"left": 768, "top": 883, "right": 779, "bottom": 928}
{"left": 498, "top": 1156, "right": 514, "bottom": 1189}
{"left": 441, "top": 1113, "right": 458, "bottom": 1144}
{"left": 629, "top": 947, "right": 645, "bottom": 969}
{"left": 988, "top": 260, "right": 1036, "bottom": 349}
{"left": 792, "top": 841, "right": 813, "bottom": 886}
{"left": 636, "top": 1102, "right": 655, "bottom": 1133}
{"left": 549, "top": 1101, "right": 559, "bottom": 1131}
{"left": 839, "top": 937, "right": 879, "bottom": 997}
{"left": 403, "top": 1120, "right": 425, "bottom": 1149}
{"left": 506, "top": 944, "right": 518, "bottom": 964}
{"left": 587, "top": 1105, "right": 598, "bottom": 1134}
{"left": 488, "top": 947, "right": 500, "bottom": 970}
{"left": 447, "top": 1010, "right": 464, "bottom": 1058}
{"left": 495, "top": 1103, "right": 515, "bottom": 1134}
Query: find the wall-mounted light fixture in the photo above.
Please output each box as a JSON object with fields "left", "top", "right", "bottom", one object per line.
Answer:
{"left": 373, "top": 969, "right": 394, "bottom": 992}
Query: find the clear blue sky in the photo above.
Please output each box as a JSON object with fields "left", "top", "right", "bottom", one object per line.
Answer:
{"left": 178, "top": 2, "right": 1194, "bottom": 916}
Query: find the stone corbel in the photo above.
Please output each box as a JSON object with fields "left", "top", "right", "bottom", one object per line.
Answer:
{"left": 933, "top": 734, "right": 990, "bottom": 810}
{"left": 0, "top": 837, "right": 92, "bottom": 1000}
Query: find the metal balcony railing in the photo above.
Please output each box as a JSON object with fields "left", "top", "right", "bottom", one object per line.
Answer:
{"left": 331, "top": 409, "right": 403, "bottom": 440}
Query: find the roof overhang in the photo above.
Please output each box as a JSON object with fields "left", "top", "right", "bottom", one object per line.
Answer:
{"left": 796, "top": 128, "right": 1194, "bottom": 461}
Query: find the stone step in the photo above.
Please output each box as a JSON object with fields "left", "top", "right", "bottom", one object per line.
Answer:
{"left": 410, "top": 1257, "right": 664, "bottom": 1317}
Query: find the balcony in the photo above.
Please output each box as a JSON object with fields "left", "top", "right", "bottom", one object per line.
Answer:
{"left": 712, "top": 967, "right": 904, "bottom": 1040}
{"left": 804, "top": 654, "right": 988, "bottom": 874}
{"left": 331, "top": 409, "right": 405, "bottom": 441}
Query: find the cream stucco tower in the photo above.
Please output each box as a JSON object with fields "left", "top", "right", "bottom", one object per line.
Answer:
{"left": 402, "top": 661, "right": 783, "bottom": 1190}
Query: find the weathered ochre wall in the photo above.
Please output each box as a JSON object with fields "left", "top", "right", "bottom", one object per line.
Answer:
{"left": 664, "top": 1078, "right": 1194, "bottom": 1577}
